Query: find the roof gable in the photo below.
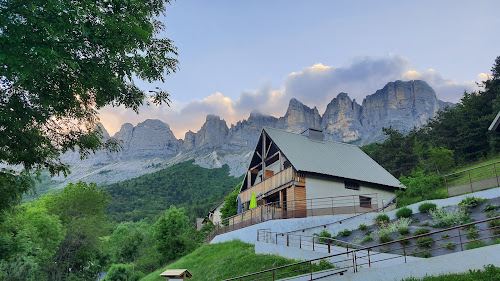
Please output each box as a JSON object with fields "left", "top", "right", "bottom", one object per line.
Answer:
{"left": 263, "top": 127, "right": 402, "bottom": 189}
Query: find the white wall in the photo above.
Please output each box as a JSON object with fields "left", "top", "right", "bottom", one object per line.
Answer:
{"left": 305, "top": 175, "right": 396, "bottom": 209}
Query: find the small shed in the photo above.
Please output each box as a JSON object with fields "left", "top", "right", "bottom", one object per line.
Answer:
{"left": 160, "top": 269, "right": 192, "bottom": 281}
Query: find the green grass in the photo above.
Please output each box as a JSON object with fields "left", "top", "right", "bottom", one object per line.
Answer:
{"left": 140, "top": 240, "right": 302, "bottom": 281}
{"left": 402, "top": 265, "right": 500, "bottom": 281}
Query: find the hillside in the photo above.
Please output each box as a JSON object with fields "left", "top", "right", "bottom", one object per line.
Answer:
{"left": 141, "top": 241, "right": 300, "bottom": 281}
{"left": 103, "top": 160, "right": 243, "bottom": 222}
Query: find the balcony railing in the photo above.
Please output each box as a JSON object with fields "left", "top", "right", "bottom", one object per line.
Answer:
{"left": 239, "top": 166, "right": 295, "bottom": 203}
{"left": 444, "top": 161, "right": 500, "bottom": 197}
{"left": 207, "top": 194, "right": 379, "bottom": 240}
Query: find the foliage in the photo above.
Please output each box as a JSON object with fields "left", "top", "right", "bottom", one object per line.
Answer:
{"left": 441, "top": 234, "right": 450, "bottom": 238}
{"left": 416, "top": 236, "right": 434, "bottom": 248}
{"left": 337, "top": 229, "right": 352, "bottom": 237}
{"left": 419, "top": 202, "right": 438, "bottom": 213}
{"left": 465, "top": 225, "right": 479, "bottom": 239}
{"left": 441, "top": 242, "right": 456, "bottom": 250}
{"left": 397, "top": 170, "right": 447, "bottom": 207}
{"left": 398, "top": 227, "right": 410, "bottom": 235}
{"left": 413, "top": 228, "right": 431, "bottom": 236}
{"left": 465, "top": 240, "right": 486, "bottom": 250}
{"left": 220, "top": 183, "right": 241, "bottom": 223}
{"left": 379, "top": 233, "right": 392, "bottom": 243}
{"left": 429, "top": 207, "right": 471, "bottom": 228}
{"left": 358, "top": 224, "right": 368, "bottom": 231}
{"left": 375, "top": 214, "right": 390, "bottom": 225}
{"left": 152, "top": 206, "right": 199, "bottom": 264}
{"left": 40, "top": 181, "right": 111, "bottom": 280}
{"left": 103, "top": 161, "right": 243, "bottom": 222}
{"left": 398, "top": 236, "right": 411, "bottom": 246}
{"left": 483, "top": 203, "right": 500, "bottom": 212}
{"left": 360, "top": 234, "right": 374, "bottom": 244}
{"left": 0, "top": 0, "right": 179, "bottom": 214}
{"left": 459, "top": 197, "right": 486, "bottom": 208}
{"left": 106, "top": 264, "right": 133, "bottom": 281}
{"left": 402, "top": 265, "right": 500, "bottom": 281}
{"left": 313, "top": 230, "right": 333, "bottom": 244}
{"left": 140, "top": 240, "right": 301, "bottom": 281}
{"left": 107, "top": 220, "right": 154, "bottom": 269}
{"left": 396, "top": 207, "right": 413, "bottom": 219}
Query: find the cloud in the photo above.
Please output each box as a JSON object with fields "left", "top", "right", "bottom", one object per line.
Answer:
{"left": 402, "top": 69, "right": 479, "bottom": 102}
{"left": 98, "top": 55, "right": 482, "bottom": 139}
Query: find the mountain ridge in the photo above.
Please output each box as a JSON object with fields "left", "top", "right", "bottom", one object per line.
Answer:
{"left": 54, "top": 80, "right": 452, "bottom": 187}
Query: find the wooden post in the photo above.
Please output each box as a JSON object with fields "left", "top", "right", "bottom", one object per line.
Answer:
{"left": 468, "top": 170, "right": 473, "bottom": 192}
{"left": 279, "top": 151, "right": 283, "bottom": 172}
{"left": 495, "top": 163, "right": 499, "bottom": 187}
{"left": 262, "top": 133, "right": 266, "bottom": 180}
{"left": 247, "top": 170, "right": 251, "bottom": 190}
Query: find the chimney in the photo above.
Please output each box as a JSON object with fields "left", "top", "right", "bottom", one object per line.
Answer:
{"left": 301, "top": 128, "right": 323, "bottom": 141}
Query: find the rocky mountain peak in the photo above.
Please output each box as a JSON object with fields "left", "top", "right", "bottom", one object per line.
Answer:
{"left": 193, "top": 115, "right": 229, "bottom": 149}
{"left": 277, "top": 97, "right": 322, "bottom": 132}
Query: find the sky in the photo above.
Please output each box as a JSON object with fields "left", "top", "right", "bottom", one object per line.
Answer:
{"left": 98, "top": 0, "right": 500, "bottom": 139}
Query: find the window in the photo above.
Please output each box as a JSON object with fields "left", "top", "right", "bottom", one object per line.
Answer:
{"left": 359, "top": 196, "right": 372, "bottom": 208}
{"left": 344, "top": 180, "right": 360, "bottom": 190}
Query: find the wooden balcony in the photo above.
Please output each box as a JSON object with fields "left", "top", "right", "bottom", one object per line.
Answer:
{"left": 239, "top": 167, "right": 295, "bottom": 203}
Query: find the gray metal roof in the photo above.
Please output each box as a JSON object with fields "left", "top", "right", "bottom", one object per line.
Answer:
{"left": 264, "top": 127, "right": 403, "bottom": 189}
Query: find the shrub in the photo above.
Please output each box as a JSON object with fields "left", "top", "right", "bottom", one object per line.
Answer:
{"left": 412, "top": 217, "right": 421, "bottom": 223}
{"left": 361, "top": 234, "right": 373, "bottom": 244}
{"left": 465, "top": 225, "right": 480, "bottom": 239}
{"left": 483, "top": 204, "right": 500, "bottom": 212}
{"left": 379, "top": 233, "right": 392, "bottom": 243}
{"left": 418, "top": 202, "right": 437, "bottom": 213}
{"left": 412, "top": 250, "right": 431, "bottom": 258}
{"left": 466, "top": 240, "right": 486, "bottom": 250}
{"left": 396, "top": 207, "right": 413, "bottom": 219}
{"left": 398, "top": 217, "right": 412, "bottom": 228}
{"left": 417, "top": 236, "right": 434, "bottom": 248}
{"left": 337, "top": 229, "right": 352, "bottom": 237}
{"left": 441, "top": 233, "right": 450, "bottom": 239}
{"left": 398, "top": 227, "right": 410, "bottom": 235}
{"left": 420, "top": 222, "right": 429, "bottom": 227}
{"left": 413, "top": 228, "right": 430, "bottom": 236}
{"left": 441, "top": 242, "right": 456, "bottom": 250}
{"left": 358, "top": 224, "right": 368, "bottom": 231}
{"left": 398, "top": 235, "right": 410, "bottom": 245}
{"left": 313, "top": 230, "right": 332, "bottom": 244}
{"left": 460, "top": 197, "right": 486, "bottom": 209}
{"left": 487, "top": 218, "right": 500, "bottom": 236}
{"left": 430, "top": 207, "right": 471, "bottom": 228}
{"left": 375, "top": 214, "right": 390, "bottom": 225}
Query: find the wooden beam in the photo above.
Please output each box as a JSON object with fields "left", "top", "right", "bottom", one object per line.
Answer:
{"left": 265, "top": 151, "right": 280, "bottom": 162}
{"left": 250, "top": 162, "right": 262, "bottom": 171}
{"left": 262, "top": 133, "right": 266, "bottom": 179}
{"left": 265, "top": 141, "right": 273, "bottom": 159}
{"left": 247, "top": 171, "right": 251, "bottom": 189}
{"left": 255, "top": 151, "right": 262, "bottom": 159}
{"left": 279, "top": 151, "right": 283, "bottom": 171}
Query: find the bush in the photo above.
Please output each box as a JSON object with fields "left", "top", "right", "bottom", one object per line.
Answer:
{"left": 417, "top": 236, "right": 434, "bottom": 248}
{"left": 106, "top": 264, "right": 132, "bottom": 281}
{"left": 361, "top": 234, "right": 373, "bottom": 244}
{"left": 418, "top": 202, "right": 437, "bottom": 213}
{"left": 441, "top": 242, "right": 456, "bottom": 250}
{"left": 483, "top": 203, "right": 500, "bottom": 212}
{"left": 413, "top": 228, "right": 430, "bottom": 236}
{"left": 375, "top": 214, "right": 390, "bottom": 225}
{"left": 398, "top": 227, "right": 410, "bottom": 235}
{"left": 429, "top": 207, "right": 471, "bottom": 228}
{"left": 466, "top": 240, "right": 486, "bottom": 250}
{"left": 337, "top": 229, "right": 352, "bottom": 237}
{"left": 313, "top": 230, "right": 332, "bottom": 244}
{"left": 358, "top": 224, "right": 368, "bottom": 231}
{"left": 396, "top": 207, "right": 413, "bottom": 219}
{"left": 487, "top": 218, "right": 500, "bottom": 236}
{"left": 414, "top": 250, "right": 431, "bottom": 258}
{"left": 379, "top": 233, "right": 392, "bottom": 243}
{"left": 441, "top": 233, "right": 450, "bottom": 239}
{"left": 460, "top": 197, "right": 486, "bottom": 209}
{"left": 412, "top": 217, "right": 420, "bottom": 223}
{"left": 398, "top": 235, "right": 410, "bottom": 245}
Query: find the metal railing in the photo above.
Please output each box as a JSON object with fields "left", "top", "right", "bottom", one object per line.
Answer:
{"left": 225, "top": 216, "right": 500, "bottom": 281}
{"left": 208, "top": 194, "right": 379, "bottom": 238}
{"left": 444, "top": 161, "right": 500, "bottom": 197}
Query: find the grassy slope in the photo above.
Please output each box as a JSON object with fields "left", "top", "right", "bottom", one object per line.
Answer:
{"left": 140, "top": 241, "right": 300, "bottom": 281}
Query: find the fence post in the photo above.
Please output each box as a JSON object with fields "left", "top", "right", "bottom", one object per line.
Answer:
{"left": 328, "top": 240, "right": 331, "bottom": 253}
{"left": 300, "top": 236, "right": 302, "bottom": 249}
{"left": 367, "top": 249, "right": 371, "bottom": 268}
{"left": 468, "top": 170, "right": 473, "bottom": 193}
{"left": 276, "top": 233, "right": 278, "bottom": 245}
{"left": 310, "top": 262, "right": 313, "bottom": 280}
{"left": 403, "top": 243, "right": 406, "bottom": 263}
{"left": 495, "top": 163, "right": 499, "bottom": 187}
{"left": 444, "top": 175, "right": 449, "bottom": 197}
{"left": 458, "top": 228, "right": 464, "bottom": 251}
{"left": 287, "top": 234, "right": 289, "bottom": 247}
{"left": 312, "top": 237, "right": 315, "bottom": 251}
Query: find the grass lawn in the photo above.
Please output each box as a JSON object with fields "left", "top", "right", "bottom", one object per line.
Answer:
{"left": 140, "top": 240, "right": 302, "bottom": 281}
{"left": 402, "top": 265, "right": 500, "bottom": 280}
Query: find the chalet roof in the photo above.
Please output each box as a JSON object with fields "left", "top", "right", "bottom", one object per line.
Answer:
{"left": 263, "top": 127, "right": 402, "bottom": 189}
{"left": 489, "top": 111, "right": 500, "bottom": 132}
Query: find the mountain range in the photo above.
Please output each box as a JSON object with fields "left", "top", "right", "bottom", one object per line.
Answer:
{"left": 54, "top": 80, "right": 452, "bottom": 187}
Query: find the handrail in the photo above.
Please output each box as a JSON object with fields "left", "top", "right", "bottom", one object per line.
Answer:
{"left": 287, "top": 200, "right": 393, "bottom": 234}
{"left": 225, "top": 215, "right": 500, "bottom": 281}
{"left": 444, "top": 160, "right": 500, "bottom": 177}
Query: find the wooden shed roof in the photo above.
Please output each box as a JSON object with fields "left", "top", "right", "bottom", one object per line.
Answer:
{"left": 160, "top": 269, "right": 192, "bottom": 278}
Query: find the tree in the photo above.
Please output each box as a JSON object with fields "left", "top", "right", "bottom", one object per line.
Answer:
{"left": 220, "top": 183, "right": 241, "bottom": 222}
{"left": 105, "top": 264, "right": 132, "bottom": 281}
{"left": 152, "top": 206, "right": 197, "bottom": 263}
{"left": 0, "top": 0, "right": 178, "bottom": 211}
{"left": 40, "top": 181, "right": 111, "bottom": 280}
